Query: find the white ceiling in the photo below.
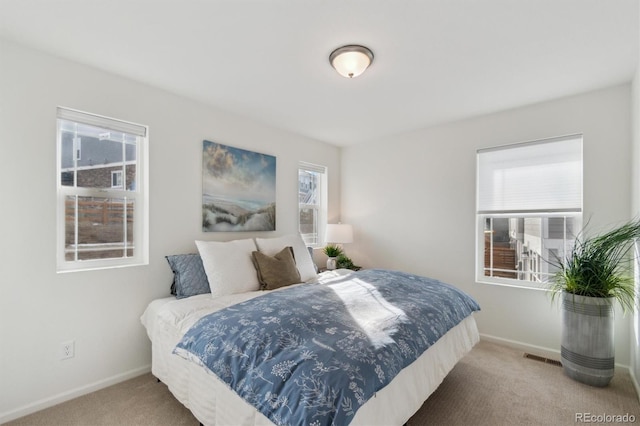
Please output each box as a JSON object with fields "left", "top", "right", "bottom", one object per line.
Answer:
{"left": 1, "top": 0, "right": 638, "bottom": 147}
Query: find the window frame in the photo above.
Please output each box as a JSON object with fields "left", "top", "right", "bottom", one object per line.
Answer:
{"left": 298, "top": 162, "right": 328, "bottom": 248}
{"left": 475, "top": 134, "right": 583, "bottom": 290}
{"left": 56, "top": 107, "right": 149, "bottom": 273}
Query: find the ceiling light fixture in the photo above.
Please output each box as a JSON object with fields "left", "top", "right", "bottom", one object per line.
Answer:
{"left": 329, "top": 45, "right": 374, "bottom": 79}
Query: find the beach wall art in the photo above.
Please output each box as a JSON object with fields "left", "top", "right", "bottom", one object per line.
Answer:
{"left": 202, "top": 140, "right": 276, "bottom": 232}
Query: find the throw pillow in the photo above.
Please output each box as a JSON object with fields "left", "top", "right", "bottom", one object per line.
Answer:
{"left": 165, "top": 254, "right": 210, "bottom": 299}
{"left": 255, "top": 234, "right": 318, "bottom": 282}
{"left": 252, "top": 246, "right": 302, "bottom": 290}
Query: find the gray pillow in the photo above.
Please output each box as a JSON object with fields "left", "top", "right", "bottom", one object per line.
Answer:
{"left": 252, "top": 246, "right": 301, "bottom": 290}
{"left": 166, "top": 254, "right": 211, "bottom": 299}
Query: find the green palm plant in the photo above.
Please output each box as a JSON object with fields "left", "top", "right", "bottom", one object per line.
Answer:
{"left": 549, "top": 219, "right": 640, "bottom": 313}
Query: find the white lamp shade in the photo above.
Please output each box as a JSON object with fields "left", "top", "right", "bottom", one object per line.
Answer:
{"left": 329, "top": 45, "right": 374, "bottom": 78}
{"left": 325, "top": 223, "right": 353, "bottom": 244}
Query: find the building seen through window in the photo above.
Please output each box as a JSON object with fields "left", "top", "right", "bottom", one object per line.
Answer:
{"left": 483, "top": 216, "right": 579, "bottom": 283}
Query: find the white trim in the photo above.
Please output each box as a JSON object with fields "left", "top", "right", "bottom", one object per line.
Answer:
{"left": 61, "top": 160, "right": 135, "bottom": 173}
{"left": 630, "top": 367, "right": 640, "bottom": 403}
{"left": 480, "top": 333, "right": 561, "bottom": 361}
{"left": 480, "top": 333, "right": 631, "bottom": 372}
{"left": 0, "top": 365, "right": 150, "bottom": 424}
{"left": 476, "top": 278, "right": 548, "bottom": 292}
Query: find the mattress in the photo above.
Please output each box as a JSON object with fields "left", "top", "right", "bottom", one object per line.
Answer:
{"left": 141, "top": 272, "right": 480, "bottom": 425}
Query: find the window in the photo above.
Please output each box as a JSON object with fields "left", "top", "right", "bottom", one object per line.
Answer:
{"left": 56, "top": 107, "right": 148, "bottom": 272}
{"left": 111, "top": 170, "right": 123, "bottom": 188}
{"left": 476, "top": 135, "right": 583, "bottom": 289}
{"left": 298, "top": 162, "right": 327, "bottom": 247}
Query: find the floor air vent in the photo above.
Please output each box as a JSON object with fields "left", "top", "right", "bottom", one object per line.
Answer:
{"left": 523, "top": 353, "right": 562, "bottom": 367}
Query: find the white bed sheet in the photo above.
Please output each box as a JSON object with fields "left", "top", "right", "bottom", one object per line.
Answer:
{"left": 141, "top": 272, "right": 479, "bottom": 426}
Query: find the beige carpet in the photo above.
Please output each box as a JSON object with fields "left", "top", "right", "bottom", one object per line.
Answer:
{"left": 412, "top": 341, "right": 639, "bottom": 425}
{"left": 5, "top": 340, "right": 639, "bottom": 426}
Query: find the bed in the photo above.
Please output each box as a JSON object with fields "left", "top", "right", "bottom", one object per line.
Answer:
{"left": 141, "top": 236, "right": 480, "bottom": 426}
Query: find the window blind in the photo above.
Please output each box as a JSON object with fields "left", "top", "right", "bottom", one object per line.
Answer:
{"left": 299, "top": 161, "right": 327, "bottom": 174}
{"left": 477, "top": 135, "right": 583, "bottom": 214}
{"left": 57, "top": 107, "right": 147, "bottom": 137}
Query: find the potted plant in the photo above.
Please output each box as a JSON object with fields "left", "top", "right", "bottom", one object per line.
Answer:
{"left": 549, "top": 219, "right": 640, "bottom": 387}
{"left": 323, "top": 244, "right": 343, "bottom": 270}
{"left": 336, "top": 253, "right": 361, "bottom": 271}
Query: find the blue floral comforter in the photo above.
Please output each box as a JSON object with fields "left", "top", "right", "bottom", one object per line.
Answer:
{"left": 174, "top": 269, "right": 480, "bottom": 426}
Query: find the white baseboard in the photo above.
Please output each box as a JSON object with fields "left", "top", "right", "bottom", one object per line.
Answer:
{"left": 0, "top": 365, "right": 151, "bottom": 424}
{"left": 480, "top": 333, "right": 562, "bottom": 361}
{"left": 630, "top": 367, "right": 640, "bottom": 403}
{"left": 479, "top": 333, "right": 630, "bottom": 373}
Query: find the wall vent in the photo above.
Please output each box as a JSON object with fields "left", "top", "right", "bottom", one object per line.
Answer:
{"left": 523, "top": 353, "right": 562, "bottom": 367}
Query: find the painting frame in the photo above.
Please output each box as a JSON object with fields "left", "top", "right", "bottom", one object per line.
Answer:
{"left": 201, "top": 140, "right": 276, "bottom": 232}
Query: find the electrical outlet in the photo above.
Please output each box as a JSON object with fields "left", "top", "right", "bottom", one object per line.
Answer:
{"left": 60, "top": 340, "right": 75, "bottom": 360}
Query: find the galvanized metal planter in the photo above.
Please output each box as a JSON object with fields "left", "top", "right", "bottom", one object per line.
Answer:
{"left": 561, "top": 292, "right": 615, "bottom": 387}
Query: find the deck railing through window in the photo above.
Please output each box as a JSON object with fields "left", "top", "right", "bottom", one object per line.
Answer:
{"left": 64, "top": 198, "right": 134, "bottom": 260}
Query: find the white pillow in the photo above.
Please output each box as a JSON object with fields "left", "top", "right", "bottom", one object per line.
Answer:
{"left": 195, "top": 239, "right": 260, "bottom": 298}
{"left": 254, "top": 234, "right": 318, "bottom": 282}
